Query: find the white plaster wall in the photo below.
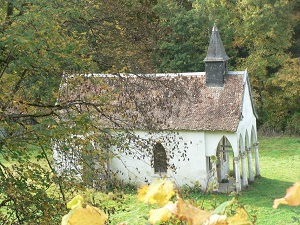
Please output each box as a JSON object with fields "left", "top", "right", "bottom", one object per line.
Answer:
{"left": 110, "top": 130, "right": 208, "bottom": 188}
{"left": 236, "top": 73, "right": 257, "bottom": 147}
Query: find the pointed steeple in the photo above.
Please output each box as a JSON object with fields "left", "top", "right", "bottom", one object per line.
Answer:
{"left": 204, "top": 24, "right": 229, "bottom": 87}
{"left": 204, "top": 24, "right": 229, "bottom": 62}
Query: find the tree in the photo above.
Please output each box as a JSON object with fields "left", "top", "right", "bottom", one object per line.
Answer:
{"left": 0, "top": 0, "right": 96, "bottom": 222}
{"left": 264, "top": 58, "right": 300, "bottom": 133}
{"left": 153, "top": 0, "right": 208, "bottom": 72}
{"left": 0, "top": 0, "right": 159, "bottom": 223}
{"left": 257, "top": 0, "right": 300, "bottom": 132}
{"left": 232, "top": 0, "right": 294, "bottom": 124}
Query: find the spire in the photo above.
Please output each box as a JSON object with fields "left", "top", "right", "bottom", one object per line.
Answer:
{"left": 204, "top": 24, "right": 229, "bottom": 62}
{"left": 204, "top": 24, "right": 230, "bottom": 87}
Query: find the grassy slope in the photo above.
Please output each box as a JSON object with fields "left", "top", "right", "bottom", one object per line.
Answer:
{"left": 110, "top": 137, "right": 300, "bottom": 224}
{"left": 240, "top": 137, "right": 300, "bottom": 225}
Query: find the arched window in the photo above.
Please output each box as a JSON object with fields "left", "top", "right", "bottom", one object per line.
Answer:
{"left": 153, "top": 143, "right": 168, "bottom": 173}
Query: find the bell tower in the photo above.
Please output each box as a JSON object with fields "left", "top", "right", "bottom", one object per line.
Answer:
{"left": 204, "top": 24, "right": 229, "bottom": 87}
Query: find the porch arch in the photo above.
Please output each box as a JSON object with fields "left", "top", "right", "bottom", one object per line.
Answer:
{"left": 215, "top": 136, "right": 233, "bottom": 183}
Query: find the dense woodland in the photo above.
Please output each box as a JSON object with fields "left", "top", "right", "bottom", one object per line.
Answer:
{"left": 0, "top": 0, "right": 299, "bottom": 224}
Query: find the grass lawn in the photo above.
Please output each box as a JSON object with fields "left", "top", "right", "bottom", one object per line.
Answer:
{"left": 108, "top": 136, "right": 300, "bottom": 224}
{"left": 239, "top": 137, "right": 300, "bottom": 225}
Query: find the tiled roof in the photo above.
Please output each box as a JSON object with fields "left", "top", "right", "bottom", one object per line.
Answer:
{"left": 59, "top": 72, "right": 245, "bottom": 132}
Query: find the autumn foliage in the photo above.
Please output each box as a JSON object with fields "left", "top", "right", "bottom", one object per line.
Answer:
{"left": 137, "top": 179, "right": 253, "bottom": 225}
{"left": 61, "top": 179, "right": 300, "bottom": 224}
{"left": 273, "top": 181, "right": 300, "bottom": 209}
{"left": 62, "top": 195, "right": 108, "bottom": 225}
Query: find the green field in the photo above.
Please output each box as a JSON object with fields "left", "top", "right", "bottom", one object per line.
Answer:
{"left": 239, "top": 137, "right": 300, "bottom": 225}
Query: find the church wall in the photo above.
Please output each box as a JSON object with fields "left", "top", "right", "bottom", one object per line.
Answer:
{"left": 110, "top": 130, "right": 208, "bottom": 188}
{"left": 236, "top": 73, "right": 257, "bottom": 145}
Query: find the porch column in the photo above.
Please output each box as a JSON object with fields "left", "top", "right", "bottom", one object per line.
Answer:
{"left": 211, "top": 160, "right": 219, "bottom": 192}
{"left": 207, "top": 156, "right": 219, "bottom": 192}
{"left": 234, "top": 156, "right": 241, "bottom": 192}
{"left": 241, "top": 152, "right": 248, "bottom": 188}
{"left": 246, "top": 147, "right": 255, "bottom": 182}
{"left": 254, "top": 142, "right": 261, "bottom": 177}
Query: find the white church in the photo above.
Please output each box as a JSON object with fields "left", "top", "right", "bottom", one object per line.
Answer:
{"left": 54, "top": 25, "right": 261, "bottom": 192}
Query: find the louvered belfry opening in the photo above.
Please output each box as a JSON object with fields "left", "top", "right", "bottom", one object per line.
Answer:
{"left": 204, "top": 24, "right": 230, "bottom": 87}
{"left": 153, "top": 142, "right": 168, "bottom": 173}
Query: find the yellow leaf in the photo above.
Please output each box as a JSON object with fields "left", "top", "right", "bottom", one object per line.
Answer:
{"left": 67, "top": 205, "right": 108, "bottom": 225}
{"left": 227, "top": 208, "right": 253, "bottom": 225}
{"left": 62, "top": 195, "right": 108, "bottom": 225}
{"left": 205, "top": 214, "right": 228, "bottom": 225}
{"left": 137, "top": 179, "right": 175, "bottom": 206}
{"left": 67, "top": 195, "right": 84, "bottom": 209}
{"left": 148, "top": 203, "right": 173, "bottom": 224}
{"left": 273, "top": 181, "right": 300, "bottom": 208}
{"left": 167, "top": 197, "right": 211, "bottom": 225}
{"left": 137, "top": 185, "right": 149, "bottom": 202}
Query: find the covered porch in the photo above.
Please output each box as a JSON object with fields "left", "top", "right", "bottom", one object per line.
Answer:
{"left": 206, "top": 127, "right": 261, "bottom": 193}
